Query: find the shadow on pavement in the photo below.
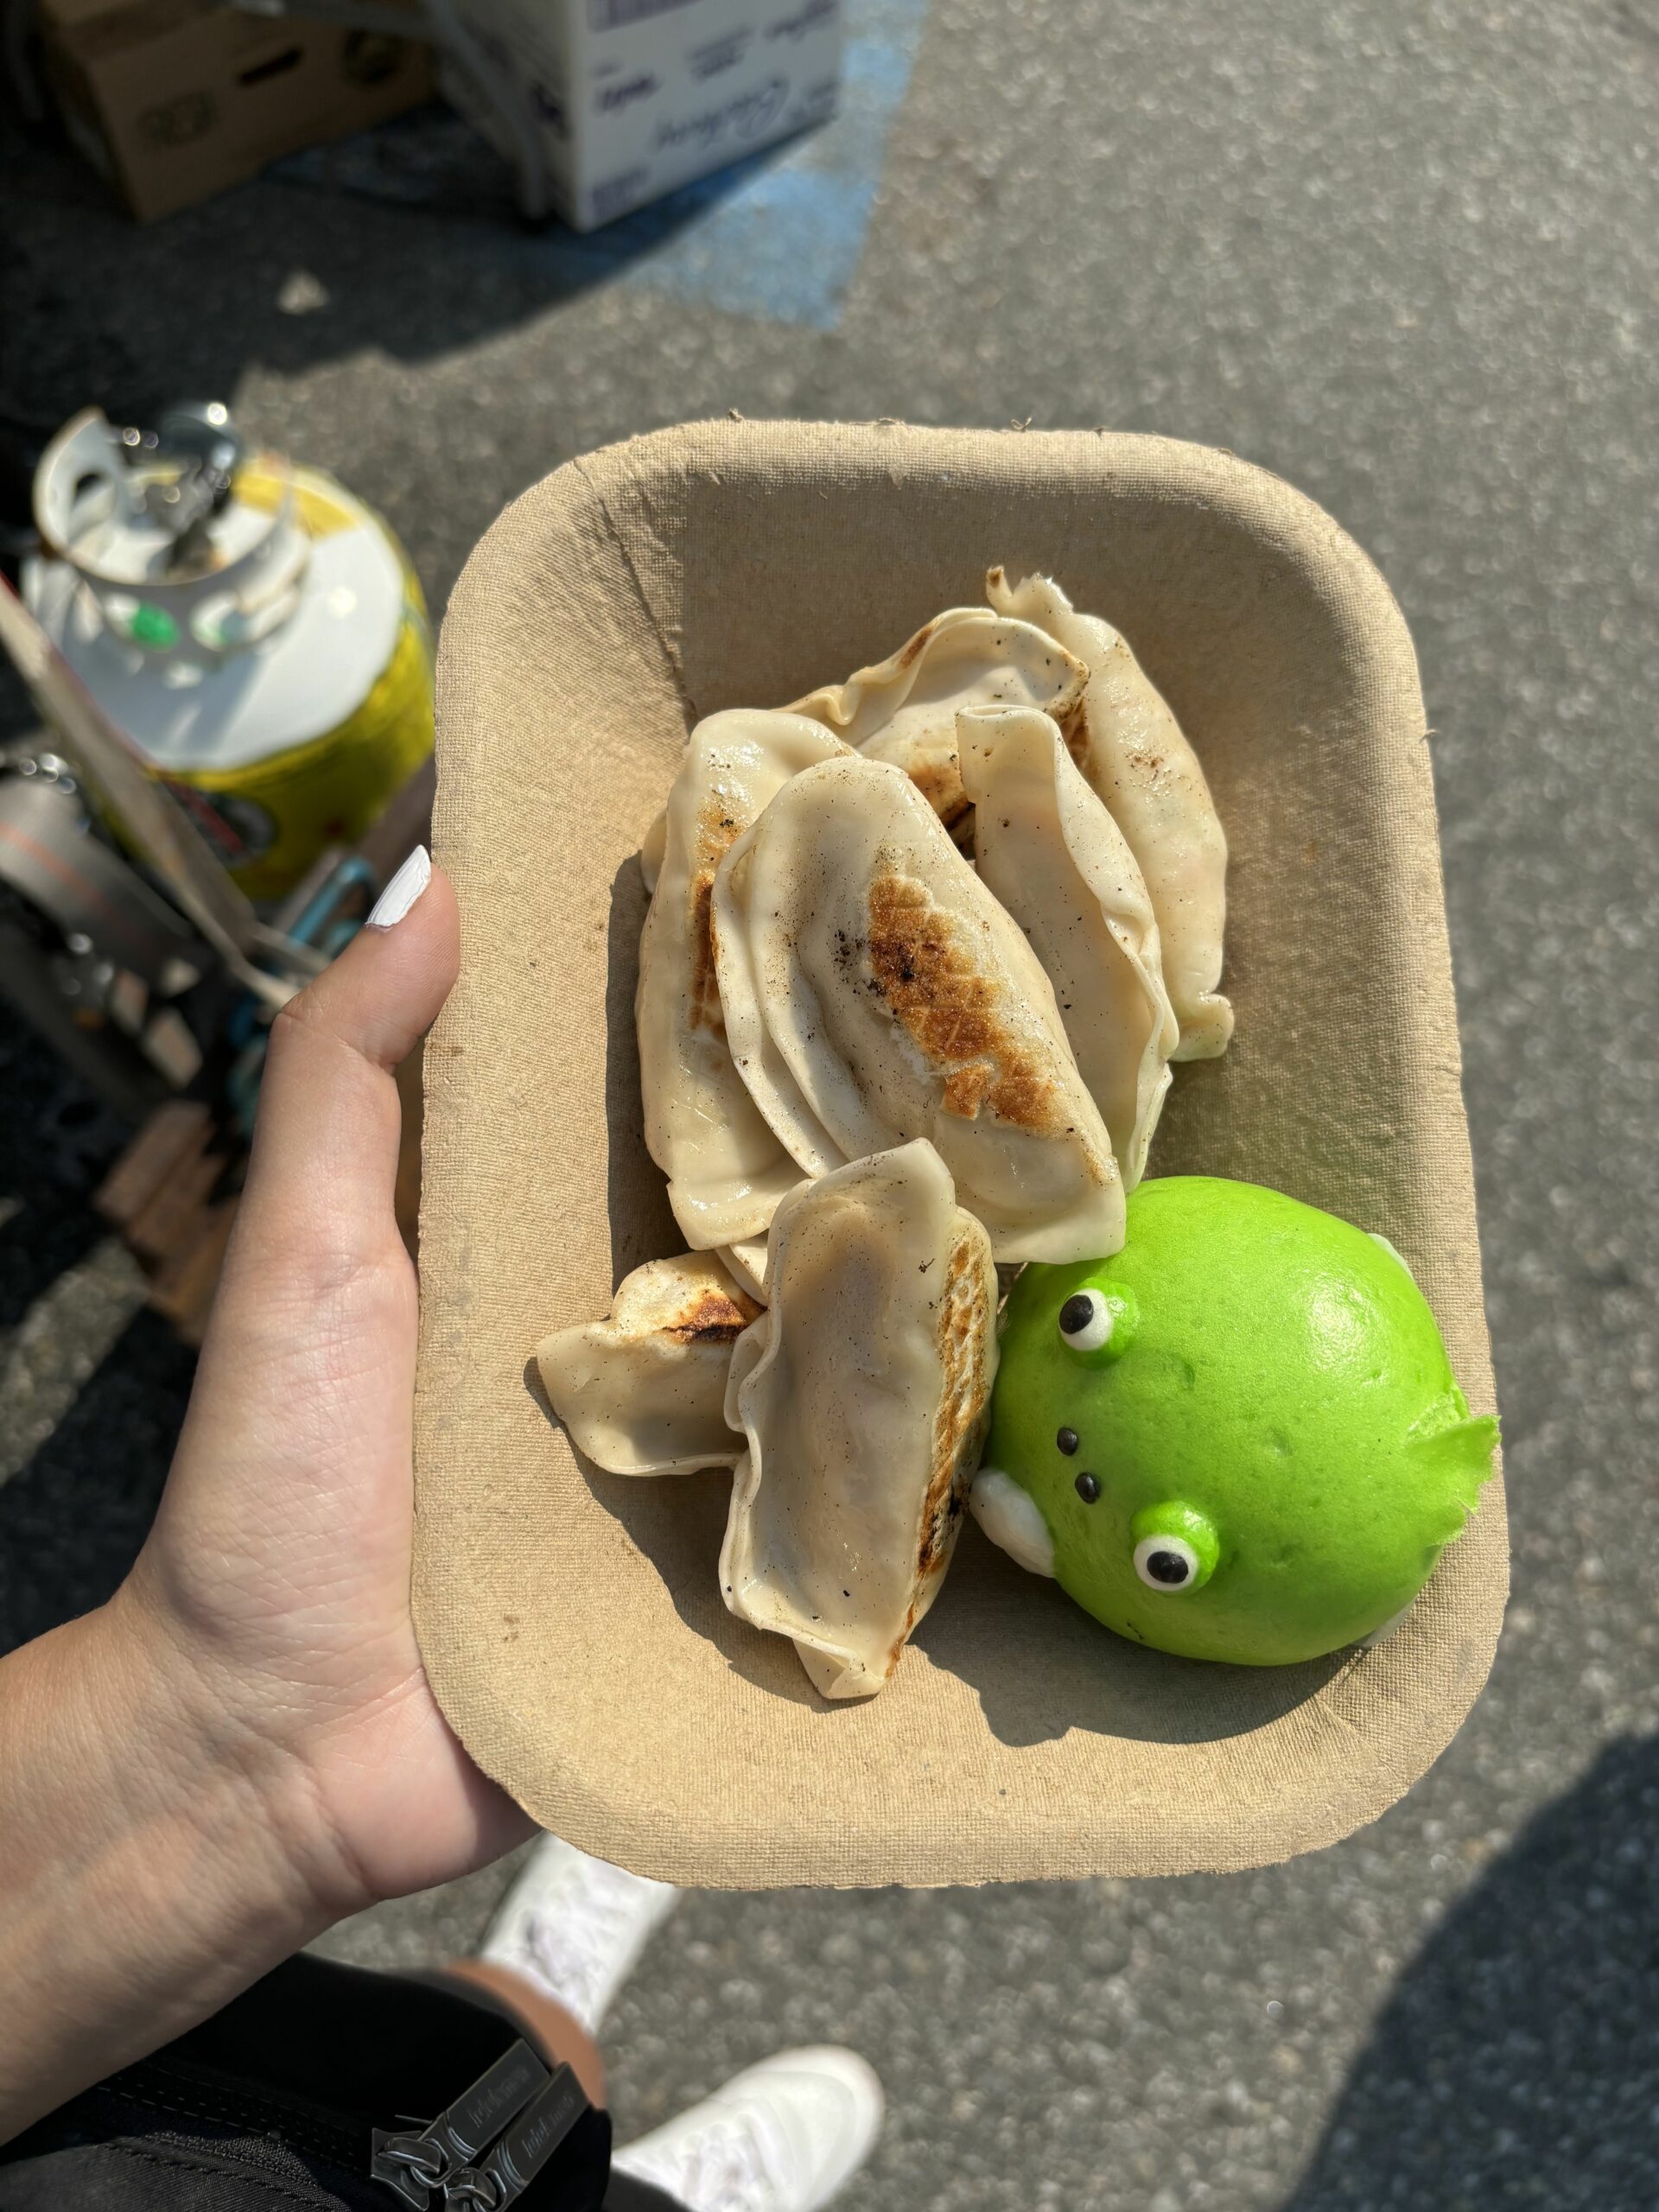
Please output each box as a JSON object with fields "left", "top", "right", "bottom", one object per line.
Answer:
{"left": 1283, "top": 1733, "right": 1659, "bottom": 2212}
{"left": 0, "top": 1301, "right": 194, "bottom": 1655}
{"left": 0, "top": 99, "right": 772, "bottom": 458}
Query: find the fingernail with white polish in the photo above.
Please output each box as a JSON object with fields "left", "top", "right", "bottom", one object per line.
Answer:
{"left": 367, "top": 845, "right": 431, "bottom": 930}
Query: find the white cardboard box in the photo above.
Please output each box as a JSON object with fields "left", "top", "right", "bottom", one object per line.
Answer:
{"left": 446, "top": 0, "right": 841, "bottom": 231}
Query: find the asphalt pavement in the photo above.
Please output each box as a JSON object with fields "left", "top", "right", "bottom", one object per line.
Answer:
{"left": 3, "top": 2, "right": 1657, "bottom": 2206}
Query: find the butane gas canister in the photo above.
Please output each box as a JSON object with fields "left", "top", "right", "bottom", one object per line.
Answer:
{"left": 23, "top": 405, "right": 433, "bottom": 901}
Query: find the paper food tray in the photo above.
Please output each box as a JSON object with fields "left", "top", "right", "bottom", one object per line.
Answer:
{"left": 414, "top": 421, "right": 1506, "bottom": 1888}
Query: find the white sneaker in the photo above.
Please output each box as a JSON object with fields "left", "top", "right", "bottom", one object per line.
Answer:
{"left": 475, "top": 1836, "right": 678, "bottom": 2035}
{"left": 612, "top": 2048, "right": 884, "bottom": 2212}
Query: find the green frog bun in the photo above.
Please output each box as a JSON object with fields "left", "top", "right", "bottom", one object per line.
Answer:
{"left": 977, "top": 1177, "right": 1497, "bottom": 1667}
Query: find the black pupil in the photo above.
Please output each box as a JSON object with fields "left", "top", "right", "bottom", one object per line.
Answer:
{"left": 1074, "top": 1471, "right": 1100, "bottom": 1503}
{"left": 1059, "top": 1293, "right": 1096, "bottom": 1338}
{"left": 1147, "top": 1549, "right": 1189, "bottom": 1585}
{"left": 1056, "top": 1427, "right": 1079, "bottom": 1455}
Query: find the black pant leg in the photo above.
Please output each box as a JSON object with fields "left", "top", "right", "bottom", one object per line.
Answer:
{"left": 0, "top": 1955, "right": 658, "bottom": 2211}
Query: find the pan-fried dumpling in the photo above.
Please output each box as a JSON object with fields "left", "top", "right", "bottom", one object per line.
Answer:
{"left": 712, "top": 753, "right": 1125, "bottom": 1264}
{"left": 637, "top": 709, "right": 853, "bottom": 1249}
{"left": 639, "top": 804, "right": 667, "bottom": 895}
{"left": 537, "top": 1252, "right": 758, "bottom": 1475}
{"left": 721, "top": 1141, "right": 998, "bottom": 1699}
{"left": 787, "top": 607, "right": 1088, "bottom": 836}
{"left": 957, "top": 704, "right": 1178, "bottom": 1190}
{"left": 715, "top": 1234, "right": 772, "bottom": 1303}
{"left": 985, "top": 567, "right": 1231, "bottom": 1060}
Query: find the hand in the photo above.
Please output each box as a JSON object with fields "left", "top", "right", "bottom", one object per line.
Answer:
{"left": 136, "top": 851, "right": 530, "bottom": 1906}
{"left": 0, "top": 854, "right": 531, "bottom": 2139}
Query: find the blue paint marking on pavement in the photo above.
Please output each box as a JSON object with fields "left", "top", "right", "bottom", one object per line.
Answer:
{"left": 621, "top": 0, "right": 930, "bottom": 327}
{"left": 272, "top": 0, "right": 926, "bottom": 331}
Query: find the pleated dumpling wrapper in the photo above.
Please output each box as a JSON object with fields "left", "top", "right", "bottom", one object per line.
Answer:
{"left": 985, "top": 567, "right": 1232, "bottom": 1060}
{"left": 957, "top": 704, "right": 1179, "bottom": 1191}
{"left": 715, "top": 1234, "right": 770, "bottom": 1303}
{"left": 537, "top": 1251, "right": 759, "bottom": 1475}
{"left": 721, "top": 1141, "right": 1000, "bottom": 1700}
{"left": 639, "top": 804, "right": 668, "bottom": 896}
{"left": 711, "top": 753, "right": 1126, "bottom": 1265}
{"left": 637, "top": 709, "right": 849, "bottom": 1249}
{"left": 786, "top": 606, "right": 1088, "bottom": 836}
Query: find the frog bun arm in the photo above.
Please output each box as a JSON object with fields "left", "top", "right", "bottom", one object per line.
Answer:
{"left": 969, "top": 1467, "right": 1056, "bottom": 1577}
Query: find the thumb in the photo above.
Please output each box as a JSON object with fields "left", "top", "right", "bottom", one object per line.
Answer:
{"left": 147, "top": 847, "right": 457, "bottom": 1625}
{"left": 227, "top": 849, "right": 459, "bottom": 1285}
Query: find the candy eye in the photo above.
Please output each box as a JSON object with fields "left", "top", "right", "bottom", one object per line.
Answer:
{"left": 1058, "top": 1289, "right": 1114, "bottom": 1351}
{"left": 1130, "top": 1506, "right": 1218, "bottom": 1591}
{"left": 1055, "top": 1283, "right": 1139, "bottom": 1362}
{"left": 1134, "top": 1535, "right": 1201, "bottom": 1590}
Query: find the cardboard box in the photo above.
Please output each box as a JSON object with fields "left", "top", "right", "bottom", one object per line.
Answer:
{"left": 444, "top": 0, "right": 840, "bottom": 230}
{"left": 416, "top": 421, "right": 1507, "bottom": 1889}
{"left": 40, "top": 0, "right": 434, "bottom": 222}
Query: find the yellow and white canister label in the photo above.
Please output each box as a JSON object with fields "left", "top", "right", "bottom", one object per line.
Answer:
{"left": 162, "top": 465, "right": 435, "bottom": 900}
{"left": 29, "top": 457, "right": 435, "bottom": 903}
